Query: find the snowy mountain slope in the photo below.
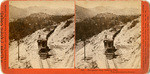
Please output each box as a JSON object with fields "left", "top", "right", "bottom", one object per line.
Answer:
{"left": 75, "top": 17, "right": 141, "bottom": 69}
{"left": 47, "top": 18, "right": 74, "bottom": 68}
{"left": 113, "top": 17, "right": 141, "bottom": 68}
{"left": 9, "top": 17, "right": 74, "bottom": 68}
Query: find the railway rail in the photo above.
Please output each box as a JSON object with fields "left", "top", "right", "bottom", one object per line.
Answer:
{"left": 39, "top": 58, "right": 51, "bottom": 68}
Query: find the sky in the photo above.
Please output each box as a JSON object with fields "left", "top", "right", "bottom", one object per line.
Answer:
{"left": 10, "top": 1, "right": 141, "bottom": 9}
{"left": 9, "top": 1, "right": 74, "bottom": 9}
{"left": 76, "top": 1, "right": 141, "bottom": 9}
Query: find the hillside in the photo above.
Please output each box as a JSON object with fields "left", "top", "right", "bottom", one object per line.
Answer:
{"left": 9, "top": 5, "right": 28, "bottom": 22}
{"left": 76, "top": 5, "right": 96, "bottom": 21}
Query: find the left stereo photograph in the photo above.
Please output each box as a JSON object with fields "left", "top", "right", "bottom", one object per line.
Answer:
{"left": 9, "top": 1, "right": 75, "bottom": 68}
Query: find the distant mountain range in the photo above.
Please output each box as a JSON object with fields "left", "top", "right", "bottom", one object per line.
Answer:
{"left": 10, "top": 4, "right": 140, "bottom": 22}
{"left": 9, "top": 5, "right": 74, "bottom": 22}
{"left": 76, "top": 5, "right": 140, "bottom": 21}
{"left": 92, "top": 6, "right": 140, "bottom": 15}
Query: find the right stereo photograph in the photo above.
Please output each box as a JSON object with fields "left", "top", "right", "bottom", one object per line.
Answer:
{"left": 75, "top": 1, "right": 141, "bottom": 69}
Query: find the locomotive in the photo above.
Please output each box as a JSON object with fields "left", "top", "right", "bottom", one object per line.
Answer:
{"left": 37, "top": 35, "right": 52, "bottom": 60}
{"left": 103, "top": 35, "right": 117, "bottom": 60}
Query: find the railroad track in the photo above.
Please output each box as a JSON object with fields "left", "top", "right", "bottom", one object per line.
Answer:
{"left": 105, "top": 58, "right": 117, "bottom": 69}
{"left": 92, "top": 50, "right": 116, "bottom": 69}
{"left": 39, "top": 57, "right": 51, "bottom": 68}
{"left": 93, "top": 48, "right": 117, "bottom": 69}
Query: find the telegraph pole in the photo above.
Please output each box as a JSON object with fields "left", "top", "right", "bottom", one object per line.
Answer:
{"left": 84, "top": 40, "right": 86, "bottom": 60}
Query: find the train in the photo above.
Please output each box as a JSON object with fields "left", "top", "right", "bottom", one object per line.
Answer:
{"left": 37, "top": 35, "right": 52, "bottom": 60}
{"left": 103, "top": 35, "right": 117, "bottom": 60}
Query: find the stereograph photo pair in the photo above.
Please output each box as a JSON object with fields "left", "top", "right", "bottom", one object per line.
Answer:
{"left": 0, "top": 0, "right": 149, "bottom": 74}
